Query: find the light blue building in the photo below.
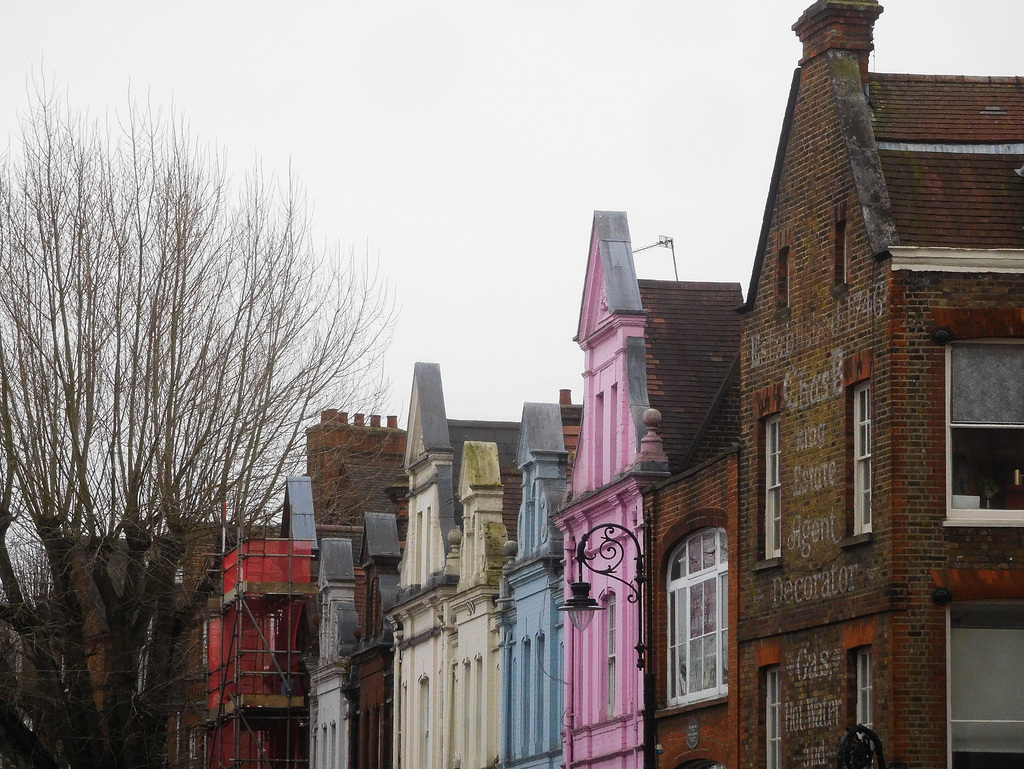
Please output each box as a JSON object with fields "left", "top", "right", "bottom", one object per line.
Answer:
{"left": 500, "top": 401, "right": 575, "bottom": 769}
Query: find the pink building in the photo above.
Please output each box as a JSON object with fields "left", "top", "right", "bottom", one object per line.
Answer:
{"left": 556, "top": 212, "right": 670, "bottom": 769}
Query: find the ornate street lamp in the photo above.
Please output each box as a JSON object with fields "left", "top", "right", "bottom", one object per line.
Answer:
{"left": 560, "top": 522, "right": 657, "bottom": 769}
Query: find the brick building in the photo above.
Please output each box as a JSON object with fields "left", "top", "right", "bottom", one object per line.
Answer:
{"left": 304, "top": 411, "right": 407, "bottom": 769}
{"left": 347, "top": 512, "right": 403, "bottom": 769}
{"left": 735, "top": 2, "right": 1024, "bottom": 768}
{"left": 641, "top": 276, "right": 742, "bottom": 769}
{"left": 306, "top": 410, "right": 406, "bottom": 529}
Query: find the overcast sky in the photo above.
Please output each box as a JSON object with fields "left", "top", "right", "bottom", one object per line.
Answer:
{"left": 3, "top": 2, "right": 1020, "bottom": 425}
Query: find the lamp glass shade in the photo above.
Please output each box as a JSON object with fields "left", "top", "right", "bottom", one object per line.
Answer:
{"left": 560, "top": 580, "right": 603, "bottom": 632}
{"left": 568, "top": 606, "right": 598, "bottom": 632}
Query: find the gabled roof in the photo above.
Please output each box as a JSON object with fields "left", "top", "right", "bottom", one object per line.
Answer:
{"left": 741, "top": 68, "right": 802, "bottom": 313}
{"left": 879, "top": 151, "right": 1024, "bottom": 248}
{"left": 870, "top": 74, "right": 1024, "bottom": 144}
{"left": 869, "top": 74, "right": 1024, "bottom": 249}
{"left": 576, "top": 211, "right": 645, "bottom": 343}
{"left": 639, "top": 280, "right": 743, "bottom": 473}
{"left": 742, "top": 65, "right": 1024, "bottom": 313}
{"left": 517, "top": 402, "right": 567, "bottom": 468}
{"left": 405, "top": 362, "right": 452, "bottom": 467}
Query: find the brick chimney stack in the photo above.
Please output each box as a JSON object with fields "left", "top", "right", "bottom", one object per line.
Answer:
{"left": 793, "top": 0, "right": 882, "bottom": 83}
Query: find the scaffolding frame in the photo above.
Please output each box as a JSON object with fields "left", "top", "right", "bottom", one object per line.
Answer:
{"left": 207, "top": 535, "right": 316, "bottom": 769}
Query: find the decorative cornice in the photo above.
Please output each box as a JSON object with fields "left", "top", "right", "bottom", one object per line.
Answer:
{"left": 890, "top": 246, "right": 1024, "bottom": 273}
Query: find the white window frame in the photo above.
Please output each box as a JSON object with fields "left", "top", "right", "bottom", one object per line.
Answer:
{"left": 765, "top": 416, "right": 782, "bottom": 557}
{"left": 949, "top": 602, "right": 1024, "bottom": 762}
{"left": 766, "top": 666, "right": 782, "bottom": 769}
{"left": 606, "top": 594, "right": 617, "bottom": 719}
{"left": 419, "top": 676, "right": 431, "bottom": 766}
{"left": 946, "top": 340, "right": 1024, "bottom": 525}
{"left": 856, "top": 648, "right": 873, "bottom": 728}
{"left": 666, "top": 528, "right": 728, "bottom": 706}
{"left": 854, "top": 383, "right": 872, "bottom": 533}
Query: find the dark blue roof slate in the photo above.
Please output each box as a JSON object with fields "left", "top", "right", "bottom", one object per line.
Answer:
{"left": 282, "top": 476, "right": 318, "bottom": 548}
{"left": 319, "top": 538, "right": 355, "bottom": 583}
{"left": 576, "top": 211, "right": 645, "bottom": 341}
{"left": 362, "top": 512, "right": 401, "bottom": 559}
{"left": 411, "top": 362, "right": 452, "bottom": 453}
{"left": 517, "top": 403, "right": 567, "bottom": 468}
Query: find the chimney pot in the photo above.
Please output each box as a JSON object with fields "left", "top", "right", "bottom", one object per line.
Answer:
{"left": 339, "top": 412, "right": 349, "bottom": 424}
{"left": 793, "top": 0, "right": 882, "bottom": 80}
{"left": 370, "top": 415, "right": 381, "bottom": 428}
{"left": 321, "top": 409, "right": 338, "bottom": 423}
{"left": 387, "top": 415, "right": 399, "bottom": 429}
{"left": 559, "top": 389, "right": 572, "bottom": 406}
{"left": 354, "top": 413, "right": 365, "bottom": 426}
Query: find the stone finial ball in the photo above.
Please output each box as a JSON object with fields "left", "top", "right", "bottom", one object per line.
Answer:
{"left": 448, "top": 528, "right": 463, "bottom": 547}
{"left": 503, "top": 540, "right": 519, "bottom": 558}
{"left": 643, "top": 408, "right": 662, "bottom": 428}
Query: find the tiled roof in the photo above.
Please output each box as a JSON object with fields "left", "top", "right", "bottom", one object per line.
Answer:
{"left": 869, "top": 74, "right": 1024, "bottom": 249}
{"left": 879, "top": 150, "right": 1024, "bottom": 249}
{"left": 870, "top": 74, "right": 1024, "bottom": 144}
{"left": 638, "top": 280, "right": 742, "bottom": 473}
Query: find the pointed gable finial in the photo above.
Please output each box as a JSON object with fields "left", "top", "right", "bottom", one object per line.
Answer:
{"left": 405, "top": 362, "right": 452, "bottom": 468}
{"left": 575, "top": 211, "right": 644, "bottom": 344}
{"left": 634, "top": 408, "right": 669, "bottom": 474}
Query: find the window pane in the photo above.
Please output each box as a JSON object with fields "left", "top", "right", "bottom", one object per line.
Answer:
{"left": 667, "top": 529, "right": 728, "bottom": 705}
{"left": 951, "top": 427, "right": 1024, "bottom": 509}
{"left": 703, "top": 639, "right": 717, "bottom": 690}
{"left": 688, "top": 536, "right": 700, "bottom": 575}
{"left": 722, "top": 627, "right": 728, "bottom": 686}
{"left": 690, "top": 582, "right": 705, "bottom": 637}
{"left": 721, "top": 572, "right": 728, "bottom": 686}
{"left": 690, "top": 637, "right": 704, "bottom": 690}
{"left": 702, "top": 530, "right": 716, "bottom": 569}
{"left": 670, "top": 553, "right": 682, "bottom": 581}
{"left": 676, "top": 647, "right": 687, "bottom": 695}
{"left": 678, "top": 590, "right": 688, "bottom": 654}
{"left": 704, "top": 578, "right": 717, "bottom": 632}
{"left": 951, "top": 344, "right": 1024, "bottom": 425}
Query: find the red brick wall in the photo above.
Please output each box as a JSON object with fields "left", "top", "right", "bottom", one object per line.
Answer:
{"left": 885, "top": 269, "right": 1024, "bottom": 767}
{"left": 305, "top": 412, "right": 406, "bottom": 527}
{"left": 737, "top": 40, "right": 1024, "bottom": 769}
{"left": 737, "top": 48, "right": 895, "bottom": 768}
{"left": 646, "top": 450, "right": 738, "bottom": 769}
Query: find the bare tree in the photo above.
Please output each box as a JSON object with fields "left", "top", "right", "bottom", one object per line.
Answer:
{"left": 0, "top": 90, "right": 394, "bottom": 769}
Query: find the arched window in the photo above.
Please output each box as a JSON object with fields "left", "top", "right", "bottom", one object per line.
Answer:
{"left": 667, "top": 528, "right": 728, "bottom": 705}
